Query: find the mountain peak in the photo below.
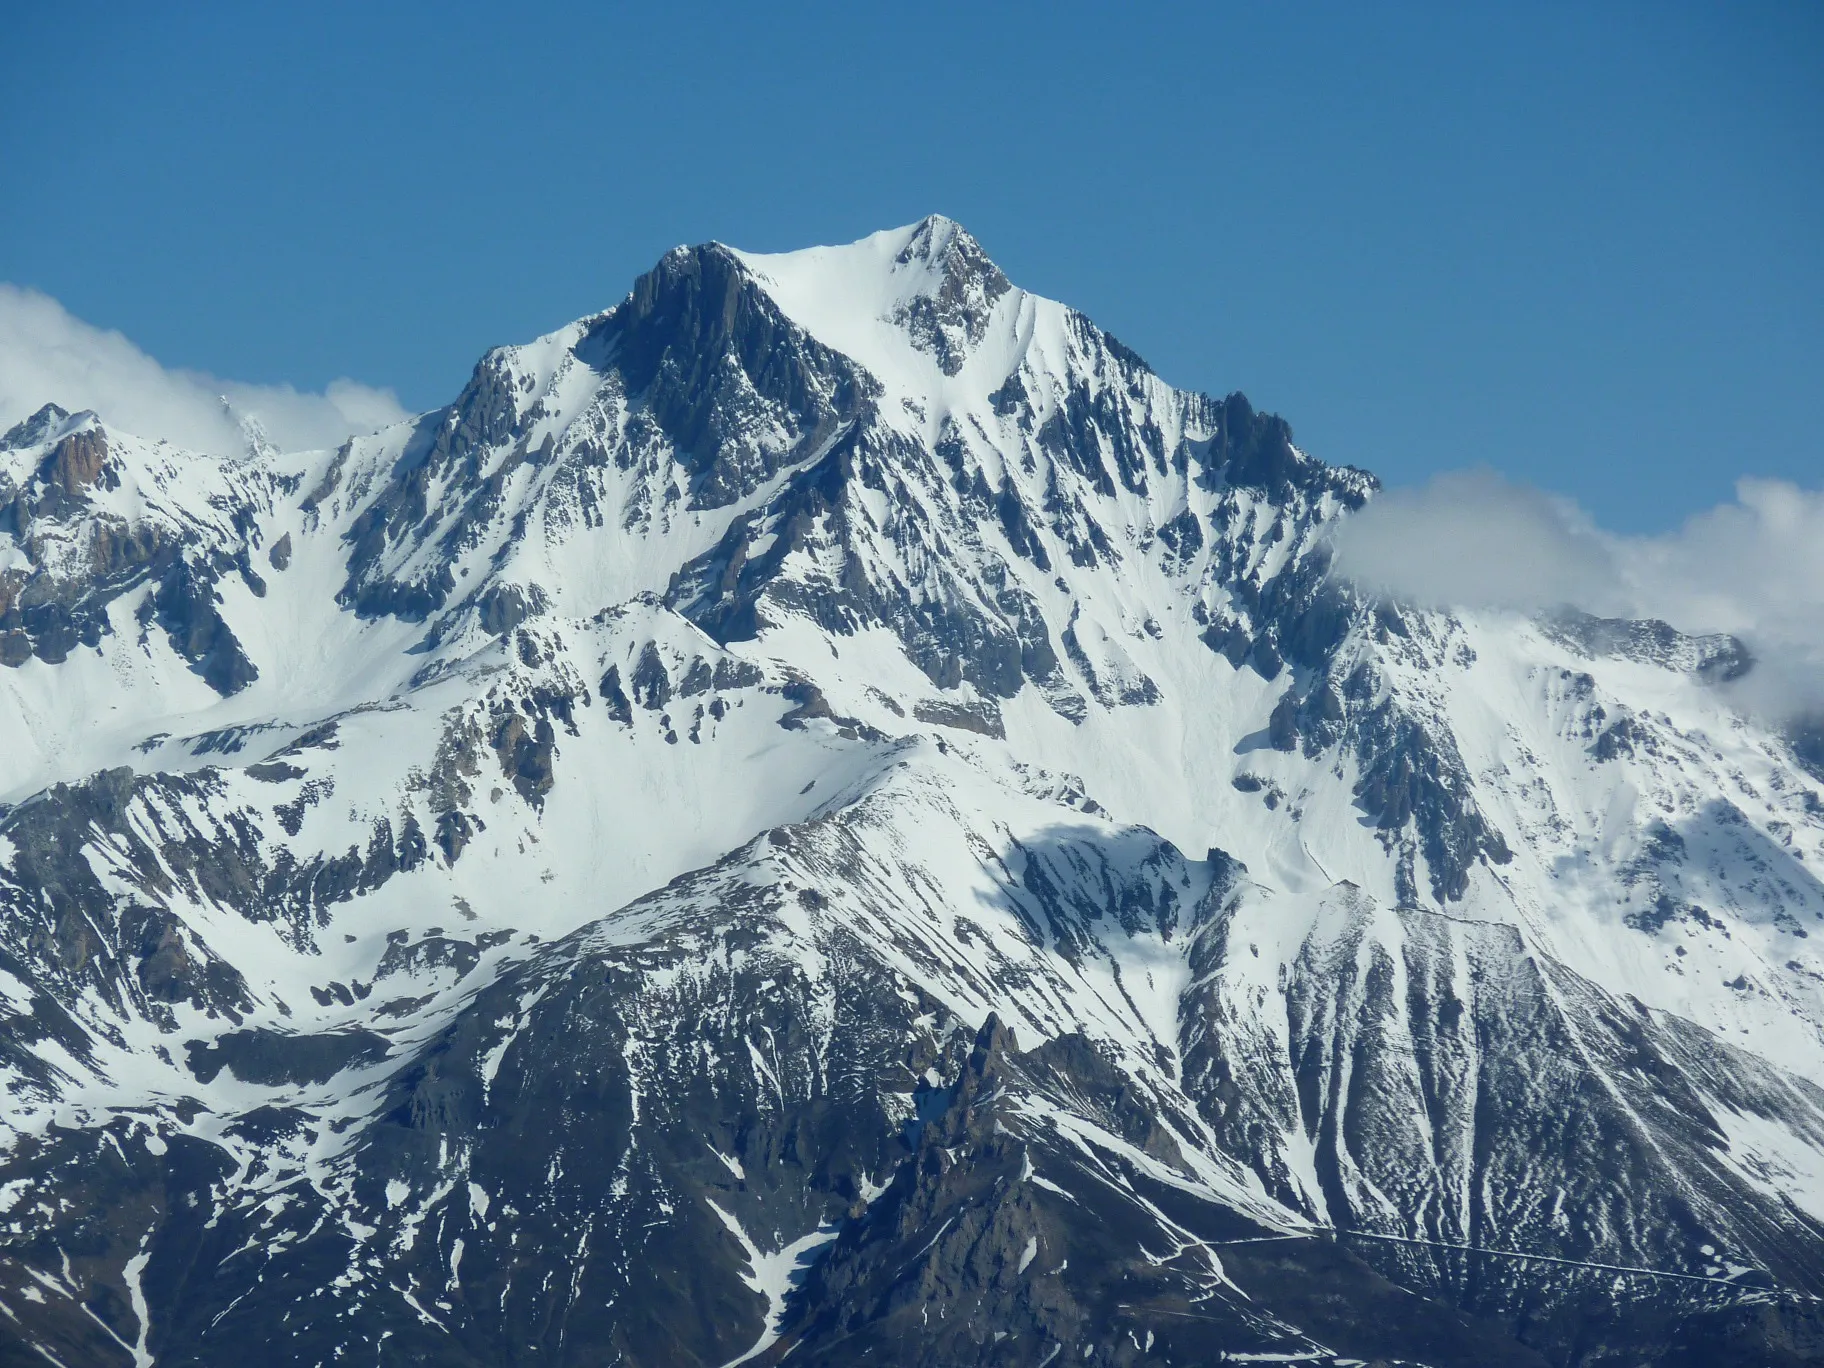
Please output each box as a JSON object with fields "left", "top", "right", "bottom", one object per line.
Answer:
{"left": 5, "top": 217, "right": 1824, "bottom": 1367}
{"left": 729, "top": 216, "right": 1016, "bottom": 380}
{"left": 892, "top": 213, "right": 1004, "bottom": 287}
{"left": 0, "top": 402, "right": 81, "bottom": 451}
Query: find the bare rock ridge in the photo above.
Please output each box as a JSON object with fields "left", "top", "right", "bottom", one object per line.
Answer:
{"left": 0, "top": 216, "right": 1821, "bottom": 1366}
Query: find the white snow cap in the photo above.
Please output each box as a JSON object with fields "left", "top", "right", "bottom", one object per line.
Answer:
{"left": 729, "top": 215, "right": 1018, "bottom": 387}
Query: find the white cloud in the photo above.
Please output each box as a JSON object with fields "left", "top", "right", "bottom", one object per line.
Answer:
{"left": 0, "top": 284, "right": 409, "bottom": 455}
{"left": 1625, "top": 479, "right": 1824, "bottom": 720}
{"left": 1332, "top": 468, "right": 1824, "bottom": 720}
{"left": 1326, "top": 469, "right": 1623, "bottom": 615}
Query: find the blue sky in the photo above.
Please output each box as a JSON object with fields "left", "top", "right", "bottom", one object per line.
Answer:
{"left": 2, "top": 1, "right": 1818, "bottom": 531}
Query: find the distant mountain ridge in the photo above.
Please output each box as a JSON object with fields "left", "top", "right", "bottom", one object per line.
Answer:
{"left": 1, "top": 217, "right": 1821, "bottom": 1366}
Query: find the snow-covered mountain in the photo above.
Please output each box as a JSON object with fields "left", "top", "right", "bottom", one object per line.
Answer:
{"left": 2, "top": 217, "right": 1822, "bottom": 1367}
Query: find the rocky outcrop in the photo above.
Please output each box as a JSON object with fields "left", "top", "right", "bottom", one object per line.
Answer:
{"left": 0, "top": 409, "right": 270, "bottom": 690}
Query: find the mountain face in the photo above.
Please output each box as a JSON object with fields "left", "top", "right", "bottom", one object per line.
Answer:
{"left": 1, "top": 219, "right": 1822, "bottom": 1368}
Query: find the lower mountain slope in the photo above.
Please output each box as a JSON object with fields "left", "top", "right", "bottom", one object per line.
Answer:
{"left": 2, "top": 673, "right": 1822, "bottom": 1366}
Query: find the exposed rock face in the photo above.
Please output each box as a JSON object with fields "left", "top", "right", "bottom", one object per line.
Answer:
{"left": 888, "top": 213, "right": 1013, "bottom": 375}
{"left": 1, "top": 218, "right": 1822, "bottom": 1365}
{"left": 0, "top": 406, "right": 266, "bottom": 687}
{"left": 149, "top": 556, "right": 261, "bottom": 693}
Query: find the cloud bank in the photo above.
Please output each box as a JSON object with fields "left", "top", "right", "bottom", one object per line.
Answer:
{"left": 0, "top": 285, "right": 408, "bottom": 455}
{"left": 1331, "top": 468, "right": 1824, "bottom": 721}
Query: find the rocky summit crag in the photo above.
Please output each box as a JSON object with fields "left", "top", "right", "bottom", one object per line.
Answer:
{"left": 2, "top": 218, "right": 1823, "bottom": 1367}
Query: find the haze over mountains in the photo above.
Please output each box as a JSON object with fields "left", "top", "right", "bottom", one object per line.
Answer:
{"left": 2, "top": 218, "right": 1823, "bottom": 1366}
